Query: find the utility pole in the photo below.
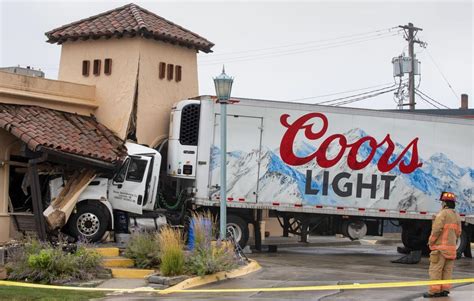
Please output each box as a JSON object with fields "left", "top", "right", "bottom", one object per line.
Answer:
{"left": 399, "top": 23, "right": 423, "bottom": 110}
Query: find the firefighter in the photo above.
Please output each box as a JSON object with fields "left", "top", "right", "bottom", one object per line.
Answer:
{"left": 423, "top": 191, "right": 462, "bottom": 298}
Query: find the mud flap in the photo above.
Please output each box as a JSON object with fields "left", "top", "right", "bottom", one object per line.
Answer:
{"left": 391, "top": 250, "right": 422, "bottom": 264}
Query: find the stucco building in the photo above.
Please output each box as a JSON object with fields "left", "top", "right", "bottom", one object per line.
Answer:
{"left": 0, "top": 3, "right": 213, "bottom": 242}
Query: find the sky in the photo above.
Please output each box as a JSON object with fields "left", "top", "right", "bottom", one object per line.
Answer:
{"left": 0, "top": 0, "right": 472, "bottom": 110}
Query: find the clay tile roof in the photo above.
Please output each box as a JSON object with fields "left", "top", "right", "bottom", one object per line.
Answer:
{"left": 45, "top": 3, "right": 214, "bottom": 53}
{"left": 0, "top": 104, "right": 127, "bottom": 164}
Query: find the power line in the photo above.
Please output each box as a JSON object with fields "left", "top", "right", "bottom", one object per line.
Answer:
{"left": 200, "top": 31, "right": 401, "bottom": 65}
{"left": 424, "top": 48, "right": 459, "bottom": 100}
{"left": 415, "top": 91, "right": 441, "bottom": 109}
{"left": 332, "top": 88, "right": 398, "bottom": 106}
{"left": 199, "top": 32, "right": 402, "bottom": 66}
{"left": 289, "top": 82, "right": 396, "bottom": 102}
{"left": 415, "top": 89, "right": 451, "bottom": 109}
{"left": 312, "top": 84, "right": 397, "bottom": 105}
{"left": 203, "top": 26, "right": 400, "bottom": 58}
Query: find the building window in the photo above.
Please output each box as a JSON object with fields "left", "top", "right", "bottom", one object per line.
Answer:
{"left": 159, "top": 62, "right": 166, "bottom": 79}
{"left": 167, "top": 64, "right": 174, "bottom": 81}
{"left": 175, "top": 65, "right": 182, "bottom": 82}
{"left": 104, "top": 58, "right": 112, "bottom": 75}
{"left": 82, "top": 60, "right": 90, "bottom": 76}
{"left": 93, "top": 59, "right": 101, "bottom": 76}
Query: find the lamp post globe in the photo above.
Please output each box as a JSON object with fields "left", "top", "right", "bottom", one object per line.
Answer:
{"left": 213, "top": 66, "right": 233, "bottom": 240}
{"left": 214, "top": 66, "right": 234, "bottom": 102}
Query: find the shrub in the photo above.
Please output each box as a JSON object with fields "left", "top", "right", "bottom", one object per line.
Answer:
{"left": 158, "top": 227, "right": 185, "bottom": 276}
{"left": 124, "top": 232, "right": 160, "bottom": 268}
{"left": 186, "top": 240, "right": 238, "bottom": 276}
{"left": 185, "top": 212, "right": 239, "bottom": 276}
{"left": 6, "top": 240, "right": 103, "bottom": 284}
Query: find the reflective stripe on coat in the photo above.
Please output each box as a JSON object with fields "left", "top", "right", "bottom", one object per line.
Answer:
{"left": 428, "top": 208, "right": 462, "bottom": 259}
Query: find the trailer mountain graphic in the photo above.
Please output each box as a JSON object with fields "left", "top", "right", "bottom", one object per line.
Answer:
{"left": 210, "top": 128, "right": 473, "bottom": 214}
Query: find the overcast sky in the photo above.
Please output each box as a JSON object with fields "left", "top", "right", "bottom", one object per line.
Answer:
{"left": 0, "top": 0, "right": 472, "bottom": 110}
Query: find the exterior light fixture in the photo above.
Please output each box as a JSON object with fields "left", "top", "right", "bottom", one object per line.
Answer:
{"left": 213, "top": 66, "right": 234, "bottom": 240}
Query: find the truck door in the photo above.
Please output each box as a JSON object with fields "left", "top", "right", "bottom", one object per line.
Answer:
{"left": 109, "top": 156, "right": 152, "bottom": 214}
{"left": 210, "top": 114, "right": 263, "bottom": 203}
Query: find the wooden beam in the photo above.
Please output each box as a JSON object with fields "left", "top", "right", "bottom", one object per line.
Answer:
{"left": 28, "top": 153, "right": 48, "bottom": 241}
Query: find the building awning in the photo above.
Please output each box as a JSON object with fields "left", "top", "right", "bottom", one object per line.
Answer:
{"left": 0, "top": 104, "right": 127, "bottom": 165}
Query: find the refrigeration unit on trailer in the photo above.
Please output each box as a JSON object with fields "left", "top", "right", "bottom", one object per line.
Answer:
{"left": 167, "top": 96, "right": 473, "bottom": 251}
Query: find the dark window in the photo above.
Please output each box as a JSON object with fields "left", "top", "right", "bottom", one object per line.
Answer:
{"left": 114, "top": 158, "right": 130, "bottom": 183}
{"left": 126, "top": 158, "right": 148, "bottom": 182}
{"left": 159, "top": 62, "right": 166, "bottom": 79}
{"left": 167, "top": 64, "right": 174, "bottom": 80}
{"left": 82, "top": 60, "right": 90, "bottom": 76}
{"left": 179, "top": 104, "right": 200, "bottom": 146}
{"left": 104, "top": 58, "right": 112, "bottom": 75}
{"left": 93, "top": 59, "right": 101, "bottom": 76}
{"left": 175, "top": 65, "right": 182, "bottom": 82}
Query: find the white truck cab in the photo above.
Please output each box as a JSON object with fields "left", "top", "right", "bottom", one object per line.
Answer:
{"left": 56, "top": 142, "right": 162, "bottom": 241}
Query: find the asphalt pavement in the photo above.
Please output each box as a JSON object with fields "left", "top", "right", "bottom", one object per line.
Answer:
{"left": 99, "top": 236, "right": 473, "bottom": 301}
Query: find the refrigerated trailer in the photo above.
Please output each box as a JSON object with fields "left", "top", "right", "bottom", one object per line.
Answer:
{"left": 166, "top": 96, "right": 473, "bottom": 250}
{"left": 62, "top": 96, "right": 473, "bottom": 255}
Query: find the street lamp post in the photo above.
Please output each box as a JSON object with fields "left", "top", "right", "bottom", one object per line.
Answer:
{"left": 213, "top": 66, "right": 233, "bottom": 240}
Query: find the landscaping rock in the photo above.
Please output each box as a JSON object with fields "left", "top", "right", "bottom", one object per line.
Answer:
{"left": 165, "top": 275, "right": 190, "bottom": 286}
{"left": 147, "top": 275, "right": 167, "bottom": 284}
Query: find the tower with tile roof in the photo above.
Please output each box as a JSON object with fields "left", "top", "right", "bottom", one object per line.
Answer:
{"left": 46, "top": 3, "right": 214, "bottom": 146}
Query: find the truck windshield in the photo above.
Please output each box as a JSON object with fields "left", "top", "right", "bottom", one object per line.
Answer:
{"left": 114, "top": 158, "right": 130, "bottom": 183}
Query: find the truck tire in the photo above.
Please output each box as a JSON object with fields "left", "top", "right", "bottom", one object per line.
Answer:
{"left": 227, "top": 215, "right": 249, "bottom": 248}
{"left": 401, "top": 222, "right": 430, "bottom": 255}
{"left": 67, "top": 202, "right": 110, "bottom": 242}
{"left": 456, "top": 228, "right": 468, "bottom": 258}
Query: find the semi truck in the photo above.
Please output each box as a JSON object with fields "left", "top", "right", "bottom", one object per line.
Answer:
{"left": 58, "top": 96, "right": 474, "bottom": 255}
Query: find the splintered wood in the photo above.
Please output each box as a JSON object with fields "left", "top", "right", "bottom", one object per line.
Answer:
{"left": 43, "top": 169, "right": 96, "bottom": 230}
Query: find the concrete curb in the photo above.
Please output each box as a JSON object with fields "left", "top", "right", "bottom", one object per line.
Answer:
{"left": 159, "top": 259, "right": 261, "bottom": 295}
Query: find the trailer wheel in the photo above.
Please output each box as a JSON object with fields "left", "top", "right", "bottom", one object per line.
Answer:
{"left": 67, "top": 202, "right": 109, "bottom": 242}
{"left": 227, "top": 215, "right": 249, "bottom": 248}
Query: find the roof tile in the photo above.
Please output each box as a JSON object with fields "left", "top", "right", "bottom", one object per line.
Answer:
{"left": 45, "top": 3, "right": 214, "bottom": 53}
{"left": 0, "top": 104, "right": 126, "bottom": 163}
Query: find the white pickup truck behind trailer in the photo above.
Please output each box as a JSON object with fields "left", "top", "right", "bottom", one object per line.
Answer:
{"left": 167, "top": 96, "right": 473, "bottom": 250}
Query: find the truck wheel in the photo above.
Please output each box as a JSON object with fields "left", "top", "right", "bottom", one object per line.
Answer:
{"left": 456, "top": 229, "right": 468, "bottom": 258}
{"left": 67, "top": 202, "right": 109, "bottom": 242}
{"left": 227, "top": 215, "right": 249, "bottom": 248}
{"left": 401, "top": 222, "right": 430, "bottom": 255}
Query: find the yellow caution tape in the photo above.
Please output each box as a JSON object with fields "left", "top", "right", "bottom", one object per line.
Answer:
{"left": 165, "top": 278, "right": 474, "bottom": 294}
{"left": 0, "top": 278, "right": 473, "bottom": 294}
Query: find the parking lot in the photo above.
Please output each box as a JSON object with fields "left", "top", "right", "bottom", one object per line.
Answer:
{"left": 103, "top": 239, "right": 473, "bottom": 300}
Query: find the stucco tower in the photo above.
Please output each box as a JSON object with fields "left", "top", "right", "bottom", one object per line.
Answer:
{"left": 46, "top": 3, "right": 214, "bottom": 146}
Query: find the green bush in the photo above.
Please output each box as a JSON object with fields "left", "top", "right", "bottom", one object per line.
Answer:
{"left": 158, "top": 227, "right": 185, "bottom": 276}
{"left": 124, "top": 232, "right": 160, "bottom": 268}
{"left": 186, "top": 240, "right": 238, "bottom": 276}
{"left": 185, "top": 212, "right": 239, "bottom": 276}
{"left": 6, "top": 240, "right": 103, "bottom": 284}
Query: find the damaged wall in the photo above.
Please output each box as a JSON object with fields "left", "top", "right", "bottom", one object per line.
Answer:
{"left": 57, "top": 36, "right": 199, "bottom": 147}
{"left": 136, "top": 39, "right": 199, "bottom": 147}
{"left": 58, "top": 38, "right": 141, "bottom": 139}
